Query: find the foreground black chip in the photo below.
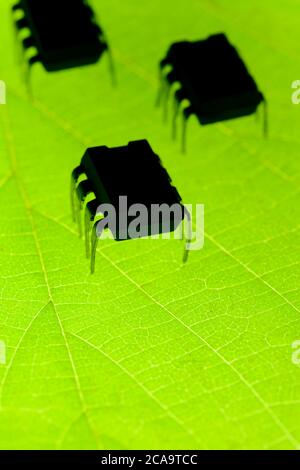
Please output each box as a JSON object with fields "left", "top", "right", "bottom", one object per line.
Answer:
{"left": 157, "top": 33, "right": 266, "bottom": 152}
{"left": 71, "top": 140, "right": 190, "bottom": 273}
{"left": 12, "top": 0, "right": 111, "bottom": 86}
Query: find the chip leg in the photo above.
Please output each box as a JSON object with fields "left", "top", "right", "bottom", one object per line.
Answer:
{"left": 76, "top": 180, "right": 94, "bottom": 238}
{"left": 155, "top": 59, "right": 169, "bottom": 107}
{"left": 12, "top": 15, "right": 36, "bottom": 96}
{"left": 183, "top": 207, "right": 192, "bottom": 263}
{"left": 163, "top": 70, "right": 176, "bottom": 122}
{"left": 181, "top": 106, "right": 193, "bottom": 154}
{"left": 172, "top": 98, "right": 180, "bottom": 140}
{"left": 70, "top": 165, "right": 85, "bottom": 222}
{"left": 90, "top": 217, "right": 110, "bottom": 273}
{"left": 11, "top": 9, "right": 23, "bottom": 66}
{"left": 24, "top": 56, "right": 39, "bottom": 98}
{"left": 22, "top": 40, "right": 38, "bottom": 97}
{"left": 263, "top": 99, "right": 268, "bottom": 138}
{"left": 172, "top": 89, "right": 185, "bottom": 141}
{"left": 156, "top": 73, "right": 166, "bottom": 108}
{"left": 107, "top": 45, "right": 117, "bottom": 87}
{"left": 84, "top": 200, "right": 98, "bottom": 259}
{"left": 163, "top": 80, "right": 171, "bottom": 122}
{"left": 100, "top": 32, "right": 116, "bottom": 88}
{"left": 90, "top": 222, "right": 99, "bottom": 274}
{"left": 24, "top": 62, "right": 32, "bottom": 98}
{"left": 12, "top": 16, "right": 31, "bottom": 73}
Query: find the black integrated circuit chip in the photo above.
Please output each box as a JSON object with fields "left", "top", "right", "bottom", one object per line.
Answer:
{"left": 71, "top": 140, "right": 190, "bottom": 273}
{"left": 12, "top": 0, "right": 112, "bottom": 88}
{"left": 157, "top": 33, "right": 266, "bottom": 152}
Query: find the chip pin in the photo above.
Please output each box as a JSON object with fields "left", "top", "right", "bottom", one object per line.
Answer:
{"left": 181, "top": 106, "right": 194, "bottom": 154}
{"left": 90, "top": 221, "right": 101, "bottom": 274}
{"left": 263, "top": 98, "right": 268, "bottom": 138}
{"left": 172, "top": 97, "right": 180, "bottom": 140}
{"left": 163, "top": 81, "right": 171, "bottom": 123}
{"left": 70, "top": 165, "right": 85, "bottom": 222}
{"left": 183, "top": 207, "right": 192, "bottom": 264}
{"left": 84, "top": 200, "right": 98, "bottom": 259}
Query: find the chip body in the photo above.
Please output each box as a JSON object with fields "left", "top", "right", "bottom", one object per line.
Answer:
{"left": 12, "top": 0, "right": 109, "bottom": 73}
{"left": 157, "top": 33, "right": 266, "bottom": 151}
{"left": 71, "top": 140, "right": 189, "bottom": 272}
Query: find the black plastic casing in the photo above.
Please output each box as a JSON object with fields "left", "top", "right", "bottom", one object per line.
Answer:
{"left": 81, "top": 140, "right": 185, "bottom": 241}
{"left": 20, "top": 0, "right": 107, "bottom": 71}
{"left": 164, "top": 33, "right": 264, "bottom": 124}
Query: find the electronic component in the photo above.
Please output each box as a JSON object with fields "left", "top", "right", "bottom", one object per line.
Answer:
{"left": 12, "top": 0, "right": 113, "bottom": 89}
{"left": 157, "top": 33, "right": 266, "bottom": 152}
{"left": 71, "top": 140, "right": 191, "bottom": 273}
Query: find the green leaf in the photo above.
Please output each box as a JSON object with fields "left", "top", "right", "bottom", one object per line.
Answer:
{"left": 0, "top": 0, "right": 300, "bottom": 450}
